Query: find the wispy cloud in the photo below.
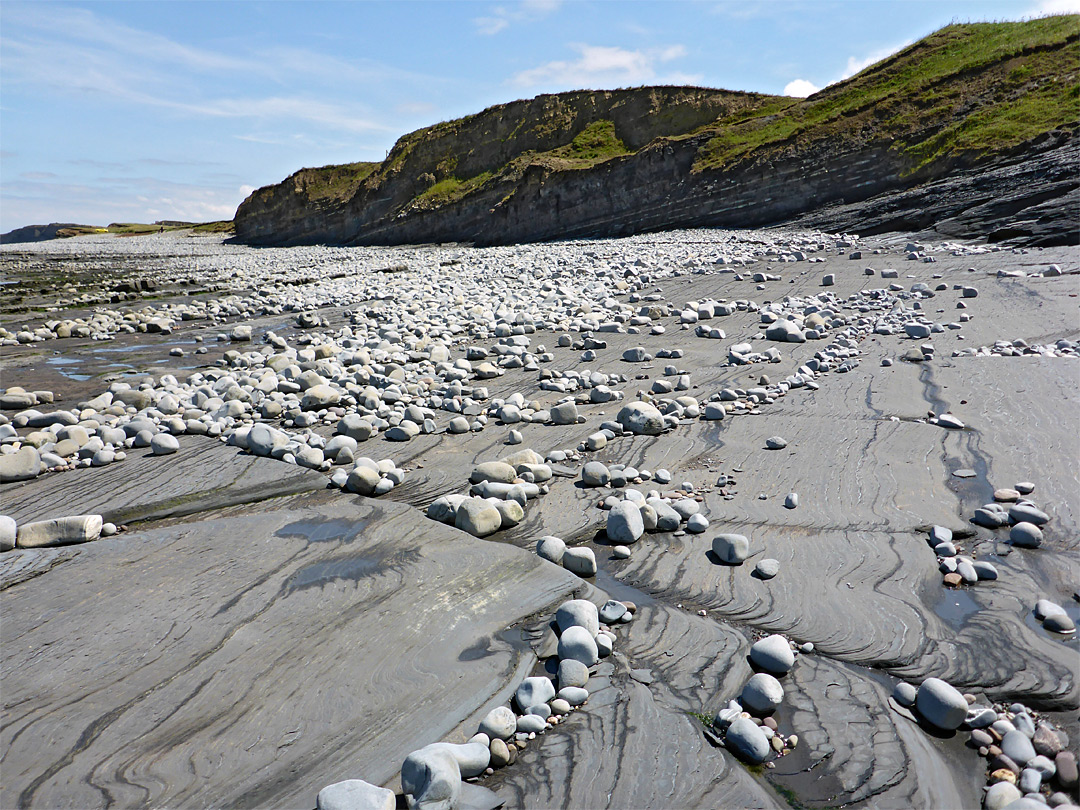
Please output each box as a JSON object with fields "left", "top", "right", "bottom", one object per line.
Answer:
{"left": 1, "top": 4, "right": 423, "bottom": 136}
{"left": 511, "top": 44, "right": 700, "bottom": 89}
{"left": 475, "top": 0, "right": 562, "bottom": 35}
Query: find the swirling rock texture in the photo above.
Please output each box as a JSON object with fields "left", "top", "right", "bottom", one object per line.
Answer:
{"left": 1, "top": 229, "right": 1077, "bottom": 809}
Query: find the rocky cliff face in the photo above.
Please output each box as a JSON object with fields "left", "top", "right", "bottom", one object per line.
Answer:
{"left": 235, "top": 17, "right": 1080, "bottom": 248}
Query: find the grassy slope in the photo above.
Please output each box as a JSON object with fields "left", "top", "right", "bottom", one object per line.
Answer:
{"left": 693, "top": 15, "right": 1079, "bottom": 173}
{"left": 239, "top": 16, "right": 1078, "bottom": 224}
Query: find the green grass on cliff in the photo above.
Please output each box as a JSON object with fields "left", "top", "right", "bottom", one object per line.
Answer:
{"left": 416, "top": 170, "right": 495, "bottom": 205}
{"left": 546, "top": 119, "right": 630, "bottom": 164}
{"left": 694, "top": 15, "right": 1079, "bottom": 172}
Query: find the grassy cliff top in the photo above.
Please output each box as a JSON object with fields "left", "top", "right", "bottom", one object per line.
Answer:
{"left": 694, "top": 15, "right": 1079, "bottom": 172}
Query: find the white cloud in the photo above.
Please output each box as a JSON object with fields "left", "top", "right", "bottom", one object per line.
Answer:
{"left": 474, "top": 0, "right": 562, "bottom": 35}
{"left": 840, "top": 41, "right": 911, "bottom": 80}
{"left": 511, "top": 44, "right": 697, "bottom": 89}
{"left": 783, "top": 79, "right": 820, "bottom": 97}
{"left": 1032, "top": 0, "right": 1080, "bottom": 12}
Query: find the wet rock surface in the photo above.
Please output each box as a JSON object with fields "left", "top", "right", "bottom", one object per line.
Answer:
{"left": 1, "top": 229, "right": 1077, "bottom": 809}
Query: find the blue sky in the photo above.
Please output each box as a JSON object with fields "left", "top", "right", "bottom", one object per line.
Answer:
{"left": 1, "top": 0, "right": 1076, "bottom": 230}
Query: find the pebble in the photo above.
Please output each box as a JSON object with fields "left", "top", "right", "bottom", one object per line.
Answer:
{"left": 549, "top": 698, "right": 571, "bottom": 716}
{"left": 150, "top": 433, "right": 180, "bottom": 455}
{"left": 765, "top": 436, "right": 788, "bottom": 450}
{"left": 606, "top": 500, "right": 645, "bottom": 545}
{"left": 915, "top": 677, "right": 968, "bottom": 730}
{"left": 316, "top": 779, "right": 395, "bottom": 810}
{"left": 556, "top": 599, "right": 600, "bottom": 636}
{"left": 784, "top": 492, "right": 799, "bottom": 509}
{"left": 611, "top": 545, "right": 631, "bottom": 559}
{"left": 1010, "top": 522, "right": 1043, "bottom": 548}
{"left": 754, "top": 559, "right": 780, "bottom": 579}
{"left": 741, "top": 672, "right": 784, "bottom": 713}
{"left": 562, "top": 547, "right": 597, "bottom": 577}
{"left": 536, "top": 535, "right": 566, "bottom": 564}
{"left": 557, "top": 686, "right": 589, "bottom": 706}
{"left": 16, "top": 514, "right": 103, "bottom": 548}
{"left": 558, "top": 659, "right": 590, "bottom": 689}
{"left": 515, "top": 677, "right": 556, "bottom": 713}
{"left": 558, "top": 626, "right": 599, "bottom": 667}
{"left": 725, "top": 716, "right": 771, "bottom": 764}
{"left": 478, "top": 706, "right": 517, "bottom": 740}
{"left": 749, "top": 634, "right": 795, "bottom": 674}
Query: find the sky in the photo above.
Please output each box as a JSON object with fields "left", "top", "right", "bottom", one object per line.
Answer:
{"left": 2, "top": 0, "right": 1077, "bottom": 231}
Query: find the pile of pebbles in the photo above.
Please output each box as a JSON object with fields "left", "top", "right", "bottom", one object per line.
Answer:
{"left": 1033, "top": 599, "right": 1076, "bottom": 635}
{"left": 953, "top": 339, "right": 1079, "bottom": 359}
{"left": 970, "top": 483, "right": 1056, "bottom": 553}
{"left": 708, "top": 634, "right": 804, "bottom": 764}
{"left": 890, "top": 677, "right": 1078, "bottom": 808}
{"left": 926, "top": 525, "right": 999, "bottom": 588}
{"left": 427, "top": 450, "right": 552, "bottom": 538}
{"left": 317, "top": 597, "right": 628, "bottom": 810}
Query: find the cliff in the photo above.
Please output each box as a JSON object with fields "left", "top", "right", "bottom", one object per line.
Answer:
{"left": 234, "top": 16, "right": 1080, "bottom": 247}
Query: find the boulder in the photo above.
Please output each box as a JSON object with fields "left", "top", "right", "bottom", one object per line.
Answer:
{"left": 347, "top": 466, "right": 382, "bottom": 496}
{"left": 558, "top": 659, "right": 590, "bottom": 689}
{"left": 983, "top": 782, "right": 1021, "bottom": 810}
{"left": 301, "top": 384, "right": 340, "bottom": 410}
{"left": 150, "top": 433, "right": 180, "bottom": 455}
{"left": 516, "top": 714, "right": 547, "bottom": 733}
{"left": 557, "top": 686, "right": 589, "bottom": 706}
{"left": 336, "top": 415, "right": 374, "bottom": 442}
{"left": 550, "top": 402, "right": 578, "bottom": 425}
{"left": 581, "top": 461, "right": 610, "bottom": 487}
